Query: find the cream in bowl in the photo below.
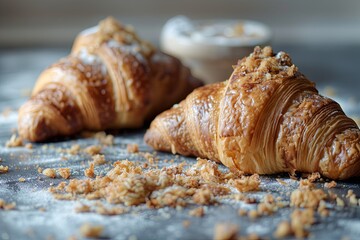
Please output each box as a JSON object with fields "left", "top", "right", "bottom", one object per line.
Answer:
{"left": 161, "top": 16, "right": 272, "bottom": 84}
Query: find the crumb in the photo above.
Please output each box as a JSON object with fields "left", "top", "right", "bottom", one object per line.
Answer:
{"left": 42, "top": 168, "right": 56, "bottom": 178}
{"left": 94, "top": 131, "right": 114, "bottom": 145}
{"left": 242, "top": 233, "right": 260, "bottom": 240}
{"left": 274, "top": 221, "right": 292, "bottom": 238}
{"left": 317, "top": 200, "right": 329, "bottom": 217}
{"left": 248, "top": 209, "right": 258, "bottom": 219}
{"left": 95, "top": 203, "right": 126, "bottom": 215}
{"left": 290, "top": 188, "right": 327, "bottom": 208}
{"left": 324, "top": 181, "right": 337, "bottom": 188}
{"left": 91, "top": 154, "right": 106, "bottom": 165}
{"left": 58, "top": 168, "right": 71, "bottom": 179}
{"left": 79, "top": 223, "right": 103, "bottom": 238}
{"left": 290, "top": 209, "right": 314, "bottom": 238}
{"left": 276, "top": 179, "right": 287, "bottom": 186}
{"left": 84, "top": 145, "right": 102, "bottom": 155}
{"left": 346, "top": 189, "right": 354, "bottom": 198}
{"left": 0, "top": 165, "right": 9, "bottom": 174}
{"left": 299, "top": 179, "right": 315, "bottom": 189}
{"left": 193, "top": 188, "right": 213, "bottom": 205}
{"left": 214, "top": 223, "right": 238, "bottom": 240}
{"left": 37, "top": 167, "right": 43, "bottom": 174}
{"left": 183, "top": 220, "right": 191, "bottom": 228}
{"left": 143, "top": 152, "right": 155, "bottom": 164}
{"left": 189, "top": 206, "right": 204, "bottom": 217}
{"left": 25, "top": 143, "right": 33, "bottom": 149}
{"left": 75, "top": 204, "right": 91, "bottom": 213}
{"left": 307, "top": 172, "right": 321, "bottom": 182}
{"left": 336, "top": 197, "right": 345, "bottom": 207}
{"left": 18, "top": 177, "right": 26, "bottom": 182}
{"left": 1, "top": 107, "right": 12, "bottom": 117}
{"left": 0, "top": 198, "right": 16, "bottom": 210}
{"left": 67, "top": 144, "right": 81, "bottom": 155}
{"left": 38, "top": 207, "right": 46, "bottom": 212}
{"left": 229, "top": 174, "right": 260, "bottom": 192}
{"left": 238, "top": 209, "right": 247, "bottom": 216}
{"left": 127, "top": 143, "right": 139, "bottom": 153}
{"left": 84, "top": 163, "right": 95, "bottom": 178}
{"left": 5, "top": 134, "right": 23, "bottom": 147}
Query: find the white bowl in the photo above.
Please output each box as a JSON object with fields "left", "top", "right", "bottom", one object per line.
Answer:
{"left": 161, "top": 16, "right": 272, "bottom": 84}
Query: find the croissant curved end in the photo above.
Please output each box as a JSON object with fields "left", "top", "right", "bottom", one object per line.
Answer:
{"left": 144, "top": 124, "right": 173, "bottom": 154}
{"left": 18, "top": 102, "right": 69, "bottom": 142}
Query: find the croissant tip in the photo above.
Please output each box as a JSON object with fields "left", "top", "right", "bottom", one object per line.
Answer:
{"left": 18, "top": 103, "right": 58, "bottom": 142}
{"left": 144, "top": 125, "right": 171, "bottom": 153}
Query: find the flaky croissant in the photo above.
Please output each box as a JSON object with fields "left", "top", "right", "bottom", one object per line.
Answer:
{"left": 145, "top": 46, "right": 360, "bottom": 180}
{"left": 18, "top": 17, "right": 202, "bottom": 142}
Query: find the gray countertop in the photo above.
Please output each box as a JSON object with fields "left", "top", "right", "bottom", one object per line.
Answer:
{"left": 0, "top": 45, "right": 360, "bottom": 240}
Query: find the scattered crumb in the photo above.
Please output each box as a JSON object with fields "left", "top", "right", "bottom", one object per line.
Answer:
{"left": 274, "top": 221, "right": 292, "bottom": 238}
{"left": 0, "top": 165, "right": 9, "bottom": 174}
{"left": 318, "top": 200, "right": 329, "bottom": 217}
{"left": 25, "top": 143, "right": 33, "bottom": 149}
{"left": 95, "top": 203, "right": 126, "bottom": 215}
{"left": 229, "top": 174, "right": 260, "bottom": 192}
{"left": 94, "top": 131, "right": 114, "bottom": 145}
{"left": 38, "top": 207, "right": 46, "bottom": 212}
{"left": 276, "top": 178, "right": 287, "bottom": 186}
{"left": 290, "top": 208, "right": 314, "bottom": 238}
{"left": 189, "top": 206, "right": 205, "bottom": 217}
{"left": 67, "top": 145, "right": 81, "bottom": 155}
{"left": 58, "top": 168, "right": 71, "bottom": 179}
{"left": 127, "top": 143, "right": 139, "bottom": 153}
{"left": 290, "top": 188, "right": 327, "bottom": 208}
{"left": 42, "top": 168, "right": 56, "bottom": 179}
{"left": 1, "top": 107, "right": 12, "bottom": 117}
{"left": 324, "top": 181, "right": 337, "bottom": 189}
{"left": 18, "top": 177, "right": 26, "bottom": 182}
{"left": 247, "top": 209, "right": 258, "bottom": 219}
{"left": 241, "top": 233, "right": 260, "bottom": 240}
{"left": 336, "top": 197, "right": 345, "bottom": 207}
{"left": 91, "top": 154, "right": 106, "bottom": 165}
{"left": 5, "top": 134, "right": 23, "bottom": 147}
{"left": 0, "top": 198, "right": 16, "bottom": 210}
{"left": 193, "top": 188, "right": 213, "bottom": 205}
{"left": 346, "top": 189, "right": 354, "bottom": 198}
{"left": 183, "top": 220, "right": 191, "bottom": 228}
{"left": 75, "top": 204, "right": 91, "bottom": 213}
{"left": 79, "top": 223, "right": 103, "bottom": 238}
{"left": 214, "top": 223, "right": 238, "bottom": 240}
{"left": 238, "top": 209, "right": 247, "bottom": 216}
{"left": 84, "top": 145, "right": 102, "bottom": 155}
{"left": 84, "top": 163, "right": 95, "bottom": 178}
{"left": 37, "top": 167, "right": 43, "bottom": 174}
{"left": 307, "top": 172, "right": 321, "bottom": 182}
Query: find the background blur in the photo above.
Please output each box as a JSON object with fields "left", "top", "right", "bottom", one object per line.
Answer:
{"left": 0, "top": 0, "right": 360, "bottom": 116}
{"left": 1, "top": 0, "right": 360, "bottom": 47}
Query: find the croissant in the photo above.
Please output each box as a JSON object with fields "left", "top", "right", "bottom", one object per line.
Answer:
{"left": 145, "top": 46, "right": 360, "bottom": 180}
{"left": 18, "top": 17, "right": 202, "bottom": 142}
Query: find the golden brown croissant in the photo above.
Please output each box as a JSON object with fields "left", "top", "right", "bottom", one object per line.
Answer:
{"left": 145, "top": 46, "right": 360, "bottom": 180}
{"left": 18, "top": 17, "right": 202, "bottom": 142}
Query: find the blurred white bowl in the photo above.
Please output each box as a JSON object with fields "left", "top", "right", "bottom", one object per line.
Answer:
{"left": 161, "top": 16, "right": 272, "bottom": 84}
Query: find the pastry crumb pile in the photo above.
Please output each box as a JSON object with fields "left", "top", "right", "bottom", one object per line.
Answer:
{"left": 39, "top": 147, "right": 359, "bottom": 239}
{"left": 49, "top": 157, "right": 252, "bottom": 208}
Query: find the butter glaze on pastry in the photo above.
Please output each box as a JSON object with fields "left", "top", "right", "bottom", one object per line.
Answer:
{"left": 145, "top": 46, "right": 360, "bottom": 180}
{"left": 18, "top": 17, "right": 202, "bottom": 142}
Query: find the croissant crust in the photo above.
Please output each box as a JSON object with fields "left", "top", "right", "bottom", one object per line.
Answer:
{"left": 145, "top": 46, "right": 360, "bottom": 180}
{"left": 18, "top": 17, "right": 202, "bottom": 141}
